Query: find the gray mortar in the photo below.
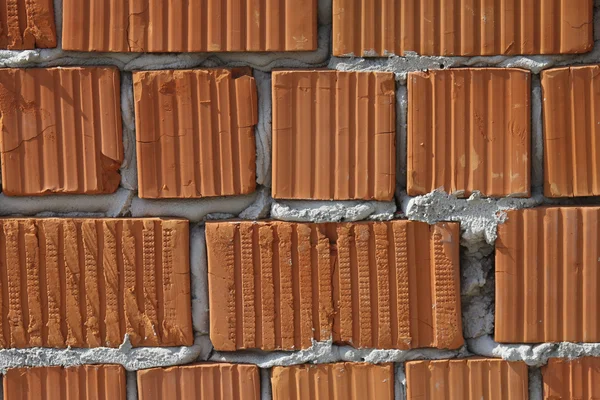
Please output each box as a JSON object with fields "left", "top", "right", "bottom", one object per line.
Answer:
{"left": 190, "top": 225, "right": 209, "bottom": 335}
{"left": 260, "top": 369, "right": 273, "bottom": 400}
{"left": 395, "top": 363, "right": 406, "bottom": 400}
{"left": 271, "top": 199, "right": 396, "bottom": 222}
{"left": 126, "top": 371, "right": 138, "bottom": 400}
{"left": 529, "top": 367, "right": 543, "bottom": 400}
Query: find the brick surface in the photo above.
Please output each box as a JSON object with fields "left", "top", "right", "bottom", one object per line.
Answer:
{"left": 0, "top": 218, "right": 193, "bottom": 348}
{"left": 271, "top": 363, "right": 394, "bottom": 400}
{"left": 333, "top": 0, "right": 593, "bottom": 57}
{"left": 134, "top": 69, "right": 257, "bottom": 199}
{"left": 272, "top": 70, "right": 396, "bottom": 201}
{"left": 0, "top": 0, "right": 57, "bottom": 49}
{"left": 406, "top": 359, "right": 529, "bottom": 400}
{"left": 206, "top": 220, "right": 463, "bottom": 351}
{"left": 542, "top": 357, "right": 600, "bottom": 399}
{"left": 137, "top": 363, "right": 260, "bottom": 400}
{"left": 0, "top": 68, "right": 123, "bottom": 196}
{"left": 496, "top": 207, "right": 600, "bottom": 343}
{"left": 62, "top": 0, "right": 317, "bottom": 52}
{"left": 407, "top": 68, "right": 531, "bottom": 198}
{"left": 541, "top": 65, "right": 600, "bottom": 197}
{"left": 4, "top": 365, "right": 126, "bottom": 400}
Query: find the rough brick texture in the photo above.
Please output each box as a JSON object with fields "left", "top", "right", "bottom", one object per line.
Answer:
{"left": 542, "top": 65, "right": 600, "bottom": 197}
{"left": 406, "top": 359, "right": 529, "bottom": 399}
{"left": 271, "top": 363, "right": 394, "bottom": 400}
{"left": 4, "top": 365, "right": 126, "bottom": 400}
{"left": 206, "top": 220, "right": 463, "bottom": 351}
{"left": 272, "top": 70, "right": 396, "bottom": 201}
{"left": 134, "top": 69, "right": 257, "bottom": 199}
{"left": 542, "top": 357, "right": 600, "bottom": 399}
{"left": 62, "top": 0, "right": 317, "bottom": 52}
{"left": 0, "top": 0, "right": 57, "bottom": 49}
{"left": 496, "top": 207, "right": 600, "bottom": 343}
{"left": 333, "top": 0, "right": 594, "bottom": 56}
{"left": 0, "top": 218, "right": 193, "bottom": 348}
{"left": 0, "top": 67, "right": 123, "bottom": 196}
{"left": 408, "top": 68, "right": 531, "bottom": 198}
{"left": 137, "top": 363, "right": 260, "bottom": 400}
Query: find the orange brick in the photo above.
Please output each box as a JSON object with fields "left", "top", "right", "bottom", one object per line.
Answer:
{"left": 543, "top": 358, "right": 600, "bottom": 399}
{"left": 272, "top": 70, "right": 396, "bottom": 201}
{"left": 0, "top": 0, "right": 57, "bottom": 49}
{"left": 333, "top": 0, "right": 593, "bottom": 57}
{"left": 406, "top": 359, "right": 528, "bottom": 399}
{"left": 496, "top": 207, "right": 600, "bottom": 343}
{"left": 271, "top": 363, "right": 394, "bottom": 400}
{"left": 0, "top": 218, "right": 193, "bottom": 348}
{"left": 134, "top": 69, "right": 257, "bottom": 199}
{"left": 0, "top": 68, "right": 123, "bottom": 196}
{"left": 137, "top": 363, "right": 260, "bottom": 400}
{"left": 4, "top": 365, "right": 126, "bottom": 400}
{"left": 206, "top": 220, "right": 463, "bottom": 351}
{"left": 407, "top": 68, "right": 531, "bottom": 198}
{"left": 62, "top": 0, "right": 317, "bottom": 52}
{"left": 541, "top": 66, "right": 600, "bottom": 197}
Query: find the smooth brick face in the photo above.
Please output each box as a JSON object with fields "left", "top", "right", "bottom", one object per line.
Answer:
{"left": 271, "top": 363, "right": 394, "bottom": 400}
{"left": 62, "top": 0, "right": 317, "bottom": 52}
{"left": 543, "top": 358, "right": 600, "bottom": 399}
{"left": 408, "top": 68, "right": 531, "bottom": 198}
{"left": 0, "top": 0, "right": 57, "bottom": 49}
{"left": 134, "top": 69, "right": 257, "bottom": 199}
{"left": 542, "top": 66, "right": 600, "bottom": 197}
{"left": 4, "top": 365, "right": 126, "bottom": 400}
{"left": 406, "top": 359, "right": 529, "bottom": 399}
{"left": 333, "top": 0, "right": 593, "bottom": 57}
{"left": 0, "top": 218, "right": 193, "bottom": 348}
{"left": 272, "top": 70, "right": 396, "bottom": 201}
{"left": 206, "top": 220, "right": 463, "bottom": 351}
{"left": 137, "top": 363, "right": 260, "bottom": 400}
{"left": 496, "top": 208, "right": 600, "bottom": 343}
{"left": 0, "top": 68, "right": 123, "bottom": 196}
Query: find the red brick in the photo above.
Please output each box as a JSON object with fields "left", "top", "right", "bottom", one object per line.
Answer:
{"left": 406, "top": 359, "right": 528, "bottom": 399}
{"left": 542, "top": 358, "right": 600, "bottom": 399}
{"left": 137, "top": 363, "right": 260, "bottom": 400}
{"left": 496, "top": 207, "right": 600, "bottom": 343}
{"left": 62, "top": 0, "right": 317, "bottom": 52}
{"left": 541, "top": 65, "right": 600, "bottom": 197}
{"left": 0, "top": 218, "right": 193, "bottom": 348}
{"left": 133, "top": 68, "right": 257, "bottom": 199}
{"left": 206, "top": 220, "right": 463, "bottom": 351}
{"left": 272, "top": 70, "right": 396, "bottom": 201}
{"left": 271, "top": 363, "right": 394, "bottom": 400}
{"left": 333, "top": 0, "right": 593, "bottom": 56}
{"left": 0, "top": 68, "right": 123, "bottom": 196}
{"left": 4, "top": 365, "right": 126, "bottom": 400}
{"left": 408, "top": 68, "right": 531, "bottom": 198}
{"left": 0, "top": 0, "right": 57, "bottom": 49}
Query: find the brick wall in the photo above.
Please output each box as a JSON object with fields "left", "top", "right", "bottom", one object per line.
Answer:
{"left": 0, "top": 0, "right": 599, "bottom": 399}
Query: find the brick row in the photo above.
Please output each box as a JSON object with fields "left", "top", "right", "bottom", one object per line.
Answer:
{"left": 542, "top": 357, "right": 600, "bottom": 399}
{"left": 0, "top": 0, "right": 57, "bottom": 49}
{"left": 333, "top": 0, "right": 594, "bottom": 57}
{"left": 62, "top": 0, "right": 317, "bottom": 52}
{"left": 0, "top": 218, "right": 193, "bottom": 348}
{"left": 206, "top": 220, "right": 463, "bottom": 351}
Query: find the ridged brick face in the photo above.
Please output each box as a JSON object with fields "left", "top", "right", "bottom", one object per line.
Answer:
{"left": 0, "top": 67, "right": 123, "bottom": 196}
{"left": 62, "top": 0, "right": 317, "bottom": 52}
{"left": 137, "top": 363, "right": 260, "bottom": 400}
{"left": 496, "top": 207, "right": 600, "bottom": 343}
{"left": 0, "top": 218, "right": 193, "bottom": 348}
{"left": 0, "top": 0, "right": 57, "bottom": 49}
{"left": 206, "top": 220, "right": 463, "bottom": 351}
{"left": 542, "top": 357, "right": 600, "bottom": 399}
{"left": 271, "top": 363, "right": 394, "bottom": 400}
{"left": 407, "top": 68, "right": 531, "bottom": 198}
{"left": 133, "top": 69, "right": 257, "bottom": 199}
{"left": 3, "top": 365, "right": 127, "bottom": 400}
{"left": 541, "top": 65, "right": 600, "bottom": 197}
{"left": 332, "top": 0, "right": 594, "bottom": 57}
{"left": 272, "top": 70, "right": 396, "bottom": 201}
{"left": 406, "top": 359, "right": 529, "bottom": 399}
